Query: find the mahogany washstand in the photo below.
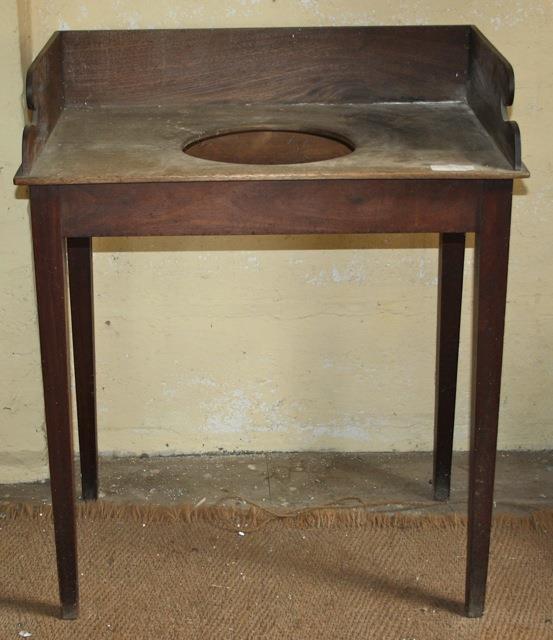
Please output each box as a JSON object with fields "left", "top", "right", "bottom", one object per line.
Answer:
{"left": 14, "top": 26, "right": 529, "bottom": 619}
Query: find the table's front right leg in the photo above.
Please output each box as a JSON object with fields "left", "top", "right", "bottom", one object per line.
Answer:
{"left": 465, "top": 180, "right": 512, "bottom": 618}
{"left": 30, "top": 186, "right": 79, "bottom": 619}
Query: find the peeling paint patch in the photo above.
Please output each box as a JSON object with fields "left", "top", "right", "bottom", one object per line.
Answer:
{"left": 205, "top": 389, "right": 253, "bottom": 434}
{"left": 188, "top": 376, "right": 218, "bottom": 388}
{"left": 305, "top": 254, "right": 368, "bottom": 286}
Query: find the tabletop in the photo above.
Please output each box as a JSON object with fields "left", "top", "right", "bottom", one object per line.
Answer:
{"left": 15, "top": 26, "right": 528, "bottom": 187}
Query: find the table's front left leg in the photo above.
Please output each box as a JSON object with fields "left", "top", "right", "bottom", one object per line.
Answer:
{"left": 30, "top": 186, "right": 79, "bottom": 619}
{"left": 465, "top": 180, "right": 512, "bottom": 618}
{"left": 68, "top": 237, "right": 98, "bottom": 501}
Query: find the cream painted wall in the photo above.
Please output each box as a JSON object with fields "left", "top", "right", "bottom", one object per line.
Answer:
{"left": 1, "top": 1, "right": 552, "bottom": 483}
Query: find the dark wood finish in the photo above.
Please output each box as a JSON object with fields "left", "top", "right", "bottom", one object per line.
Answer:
{"left": 433, "top": 233, "right": 465, "bottom": 501}
{"left": 22, "top": 32, "right": 64, "bottom": 173}
{"left": 60, "top": 180, "right": 480, "bottom": 237}
{"left": 17, "top": 102, "right": 525, "bottom": 185}
{"left": 16, "top": 27, "right": 527, "bottom": 184}
{"left": 16, "top": 26, "right": 526, "bottom": 620}
{"left": 30, "top": 186, "right": 78, "bottom": 620}
{"left": 68, "top": 237, "right": 98, "bottom": 501}
{"left": 183, "top": 129, "right": 353, "bottom": 165}
{"left": 468, "top": 27, "right": 521, "bottom": 170}
{"left": 466, "top": 180, "right": 512, "bottom": 617}
{"left": 62, "top": 27, "right": 469, "bottom": 107}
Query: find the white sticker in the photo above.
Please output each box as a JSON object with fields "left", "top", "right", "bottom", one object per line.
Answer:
{"left": 430, "top": 164, "right": 476, "bottom": 172}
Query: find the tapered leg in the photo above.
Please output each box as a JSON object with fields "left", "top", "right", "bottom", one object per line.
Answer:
{"left": 30, "top": 186, "right": 79, "bottom": 619}
{"left": 68, "top": 237, "right": 98, "bottom": 501}
{"left": 465, "top": 181, "right": 512, "bottom": 618}
{"left": 433, "top": 233, "right": 465, "bottom": 501}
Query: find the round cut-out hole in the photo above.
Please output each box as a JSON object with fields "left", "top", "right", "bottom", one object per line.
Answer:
{"left": 183, "top": 129, "right": 354, "bottom": 165}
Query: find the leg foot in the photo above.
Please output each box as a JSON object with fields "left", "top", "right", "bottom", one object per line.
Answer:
{"left": 433, "top": 481, "right": 451, "bottom": 503}
{"left": 465, "top": 601, "right": 484, "bottom": 619}
{"left": 61, "top": 602, "right": 79, "bottom": 620}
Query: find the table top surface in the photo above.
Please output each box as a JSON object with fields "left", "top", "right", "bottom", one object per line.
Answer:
{"left": 17, "top": 101, "right": 528, "bottom": 185}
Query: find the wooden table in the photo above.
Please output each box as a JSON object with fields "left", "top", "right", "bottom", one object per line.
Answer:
{"left": 15, "top": 26, "right": 528, "bottom": 620}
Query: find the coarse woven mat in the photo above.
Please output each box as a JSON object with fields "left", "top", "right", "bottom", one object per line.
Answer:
{"left": 0, "top": 501, "right": 552, "bottom": 640}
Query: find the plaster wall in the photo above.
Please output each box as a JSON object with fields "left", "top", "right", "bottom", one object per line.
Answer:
{"left": 1, "top": 0, "right": 551, "bottom": 482}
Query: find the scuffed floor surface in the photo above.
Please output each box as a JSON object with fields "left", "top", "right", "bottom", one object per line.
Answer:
{"left": 1, "top": 451, "right": 552, "bottom": 515}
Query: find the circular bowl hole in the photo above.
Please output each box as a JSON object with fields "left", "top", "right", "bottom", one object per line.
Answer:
{"left": 183, "top": 129, "right": 354, "bottom": 165}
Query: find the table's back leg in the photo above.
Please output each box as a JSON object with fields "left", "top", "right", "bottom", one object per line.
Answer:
{"left": 433, "top": 233, "right": 465, "bottom": 501}
{"left": 30, "top": 186, "right": 79, "bottom": 619}
{"left": 465, "top": 180, "right": 512, "bottom": 618}
{"left": 67, "top": 237, "right": 98, "bottom": 501}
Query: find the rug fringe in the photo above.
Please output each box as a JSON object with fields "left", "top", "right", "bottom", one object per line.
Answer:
{"left": 2, "top": 499, "right": 552, "bottom": 533}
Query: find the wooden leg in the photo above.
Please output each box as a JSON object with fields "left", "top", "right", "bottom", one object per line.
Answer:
{"left": 68, "top": 237, "right": 98, "bottom": 501}
{"left": 433, "top": 233, "right": 465, "bottom": 501}
{"left": 30, "top": 186, "right": 79, "bottom": 619}
{"left": 465, "top": 181, "right": 512, "bottom": 618}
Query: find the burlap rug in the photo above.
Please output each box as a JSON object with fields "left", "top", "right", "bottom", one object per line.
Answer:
{"left": 1, "top": 502, "right": 552, "bottom": 639}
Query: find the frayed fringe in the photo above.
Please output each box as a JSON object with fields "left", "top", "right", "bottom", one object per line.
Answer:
{"left": 1, "top": 499, "right": 552, "bottom": 533}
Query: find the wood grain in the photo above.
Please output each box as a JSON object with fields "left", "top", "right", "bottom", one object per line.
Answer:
{"left": 183, "top": 129, "right": 353, "bottom": 165}
{"left": 59, "top": 180, "right": 481, "bottom": 237}
{"left": 433, "top": 233, "right": 465, "bottom": 501}
{"left": 30, "top": 186, "right": 78, "bottom": 620}
{"left": 62, "top": 27, "right": 469, "bottom": 107}
{"left": 15, "top": 26, "right": 527, "bottom": 184}
{"left": 17, "top": 102, "right": 527, "bottom": 185}
{"left": 467, "top": 27, "right": 521, "bottom": 169}
{"left": 67, "top": 237, "right": 98, "bottom": 501}
{"left": 19, "top": 32, "right": 64, "bottom": 175}
{"left": 466, "top": 180, "right": 512, "bottom": 617}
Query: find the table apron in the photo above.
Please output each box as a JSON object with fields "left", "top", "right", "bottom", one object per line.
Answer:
{"left": 57, "top": 179, "right": 483, "bottom": 237}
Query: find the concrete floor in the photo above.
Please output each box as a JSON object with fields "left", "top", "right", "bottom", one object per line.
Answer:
{"left": 1, "top": 451, "right": 552, "bottom": 516}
